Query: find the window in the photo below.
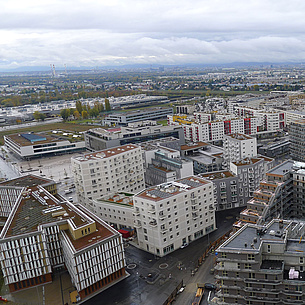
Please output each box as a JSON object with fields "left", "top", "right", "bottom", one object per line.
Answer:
{"left": 249, "top": 273, "right": 255, "bottom": 279}
{"left": 248, "top": 254, "right": 255, "bottom": 261}
{"left": 245, "top": 263, "right": 251, "bottom": 269}
{"left": 222, "top": 271, "right": 228, "bottom": 277}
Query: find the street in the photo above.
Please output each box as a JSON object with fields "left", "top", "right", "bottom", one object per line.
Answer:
{"left": 84, "top": 207, "right": 242, "bottom": 305}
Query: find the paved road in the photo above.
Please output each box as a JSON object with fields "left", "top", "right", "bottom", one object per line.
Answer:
{"left": 84, "top": 207, "right": 242, "bottom": 305}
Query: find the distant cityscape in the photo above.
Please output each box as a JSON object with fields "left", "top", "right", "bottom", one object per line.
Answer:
{"left": 1, "top": 66, "right": 305, "bottom": 304}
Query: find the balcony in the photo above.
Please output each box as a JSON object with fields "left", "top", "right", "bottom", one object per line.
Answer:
{"left": 149, "top": 220, "right": 157, "bottom": 227}
{"left": 134, "top": 220, "right": 142, "bottom": 228}
{"left": 159, "top": 213, "right": 166, "bottom": 221}
{"left": 148, "top": 207, "right": 156, "bottom": 214}
{"left": 192, "top": 212, "right": 199, "bottom": 220}
{"left": 191, "top": 198, "right": 197, "bottom": 205}
{"left": 133, "top": 209, "right": 140, "bottom": 216}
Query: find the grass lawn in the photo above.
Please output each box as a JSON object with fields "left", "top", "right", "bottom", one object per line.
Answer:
{"left": 0, "top": 122, "right": 94, "bottom": 145}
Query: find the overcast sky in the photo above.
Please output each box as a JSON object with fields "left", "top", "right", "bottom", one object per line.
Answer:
{"left": 1, "top": 0, "right": 305, "bottom": 70}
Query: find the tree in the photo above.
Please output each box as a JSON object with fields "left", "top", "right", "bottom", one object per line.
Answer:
{"left": 60, "top": 108, "right": 70, "bottom": 121}
{"left": 33, "top": 111, "right": 46, "bottom": 121}
{"left": 73, "top": 110, "right": 80, "bottom": 120}
{"left": 76, "top": 100, "right": 83, "bottom": 113}
{"left": 81, "top": 110, "right": 88, "bottom": 119}
{"left": 105, "top": 98, "right": 111, "bottom": 111}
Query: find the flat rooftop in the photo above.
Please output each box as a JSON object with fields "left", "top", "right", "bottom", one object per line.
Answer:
{"left": 6, "top": 133, "right": 65, "bottom": 147}
{"left": 181, "top": 142, "right": 209, "bottom": 151}
{"left": 232, "top": 157, "right": 262, "bottom": 167}
{"left": 2, "top": 186, "right": 115, "bottom": 251}
{"left": 266, "top": 160, "right": 294, "bottom": 176}
{"left": 226, "top": 133, "right": 254, "bottom": 140}
{"left": 199, "top": 170, "right": 235, "bottom": 180}
{"left": 0, "top": 174, "right": 55, "bottom": 188}
{"left": 97, "top": 192, "right": 134, "bottom": 207}
{"left": 73, "top": 144, "right": 139, "bottom": 162}
{"left": 221, "top": 220, "right": 289, "bottom": 252}
{"left": 137, "top": 176, "right": 210, "bottom": 202}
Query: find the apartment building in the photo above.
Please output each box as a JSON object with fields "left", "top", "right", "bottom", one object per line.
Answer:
{"left": 230, "top": 156, "right": 273, "bottom": 203}
{"left": 0, "top": 185, "right": 127, "bottom": 300}
{"left": 168, "top": 116, "right": 259, "bottom": 143}
{"left": 215, "top": 219, "right": 305, "bottom": 304}
{"left": 199, "top": 171, "right": 240, "bottom": 211}
{"left": 4, "top": 131, "right": 85, "bottom": 159}
{"left": 289, "top": 119, "right": 305, "bottom": 162}
{"left": 72, "top": 144, "right": 145, "bottom": 207}
{"left": 233, "top": 106, "right": 286, "bottom": 132}
{"left": 89, "top": 192, "right": 135, "bottom": 231}
{"left": 181, "top": 142, "right": 224, "bottom": 174}
{"left": 141, "top": 143, "right": 193, "bottom": 186}
{"left": 84, "top": 121, "right": 184, "bottom": 151}
{"left": 235, "top": 160, "right": 294, "bottom": 230}
{"left": 133, "top": 177, "right": 216, "bottom": 257}
{"left": 223, "top": 133, "right": 257, "bottom": 167}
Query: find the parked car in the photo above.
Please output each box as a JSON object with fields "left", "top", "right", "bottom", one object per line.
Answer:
{"left": 204, "top": 283, "right": 217, "bottom": 290}
{"left": 68, "top": 197, "right": 73, "bottom": 202}
{"left": 64, "top": 189, "right": 72, "bottom": 195}
{"left": 180, "top": 243, "right": 189, "bottom": 249}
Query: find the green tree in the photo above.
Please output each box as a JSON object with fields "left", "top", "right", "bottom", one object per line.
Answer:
{"left": 60, "top": 108, "right": 70, "bottom": 121}
{"left": 33, "top": 111, "right": 46, "bottom": 121}
{"left": 76, "top": 100, "right": 83, "bottom": 113}
{"left": 105, "top": 98, "right": 111, "bottom": 111}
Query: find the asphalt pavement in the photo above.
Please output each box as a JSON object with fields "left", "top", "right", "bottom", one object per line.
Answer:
{"left": 84, "top": 207, "right": 242, "bottom": 305}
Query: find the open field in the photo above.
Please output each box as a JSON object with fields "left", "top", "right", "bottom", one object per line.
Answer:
{"left": 0, "top": 122, "right": 94, "bottom": 145}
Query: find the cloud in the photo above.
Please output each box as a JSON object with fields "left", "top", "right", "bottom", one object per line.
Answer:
{"left": 0, "top": 0, "right": 305, "bottom": 69}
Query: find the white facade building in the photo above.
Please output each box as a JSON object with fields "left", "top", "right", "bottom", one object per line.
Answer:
{"left": 223, "top": 133, "right": 257, "bottom": 167}
{"left": 72, "top": 144, "right": 145, "bottom": 207}
{"left": 89, "top": 192, "right": 135, "bottom": 231}
{"left": 168, "top": 115, "right": 259, "bottom": 142}
{"left": 4, "top": 132, "right": 85, "bottom": 159}
{"left": 133, "top": 177, "right": 216, "bottom": 257}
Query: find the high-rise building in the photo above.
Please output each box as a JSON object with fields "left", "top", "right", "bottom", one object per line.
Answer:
{"left": 72, "top": 144, "right": 145, "bottom": 207}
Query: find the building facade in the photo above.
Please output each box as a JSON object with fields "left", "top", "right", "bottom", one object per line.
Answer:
{"left": 216, "top": 219, "right": 305, "bottom": 304}
{"left": 4, "top": 131, "right": 85, "bottom": 159}
{"left": 223, "top": 133, "right": 257, "bottom": 167}
{"left": 84, "top": 121, "right": 185, "bottom": 151}
{"left": 289, "top": 119, "right": 305, "bottom": 162}
{"left": 72, "top": 144, "right": 145, "bottom": 207}
{"left": 103, "top": 107, "right": 173, "bottom": 126}
{"left": 0, "top": 185, "right": 127, "bottom": 300}
{"left": 133, "top": 177, "right": 216, "bottom": 257}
